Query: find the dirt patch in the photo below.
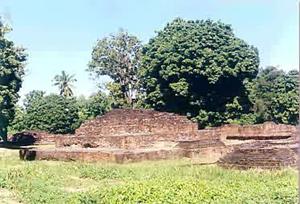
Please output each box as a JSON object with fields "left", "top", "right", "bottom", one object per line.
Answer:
{"left": 0, "top": 188, "right": 22, "bottom": 204}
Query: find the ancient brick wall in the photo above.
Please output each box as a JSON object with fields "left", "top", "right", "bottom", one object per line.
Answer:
{"left": 75, "top": 109, "right": 197, "bottom": 137}
{"left": 215, "top": 122, "right": 296, "bottom": 141}
{"left": 56, "top": 131, "right": 223, "bottom": 149}
{"left": 56, "top": 109, "right": 202, "bottom": 149}
{"left": 218, "top": 140, "right": 297, "bottom": 169}
{"left": 55, "top": 110, "right": 296, "bottom": 153}
{"left": 20, "top": 148, "right": 186, "bottom": 163}
{"left": 19, "top": 109, "right": 298, "bottom": 169}
{"left": 216, "top": 123, "right": 298, "bottom": 170}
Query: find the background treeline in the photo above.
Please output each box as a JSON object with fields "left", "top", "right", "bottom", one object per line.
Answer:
{"left": 1, "top": 18, "right": 298, "bottom": 140}
{"left": 9, "top": 91, "right": 111, "bottom": 134}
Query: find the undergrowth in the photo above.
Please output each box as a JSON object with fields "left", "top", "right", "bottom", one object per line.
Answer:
{"left": 0, "top": 150, "right": 297, "bottom": 204}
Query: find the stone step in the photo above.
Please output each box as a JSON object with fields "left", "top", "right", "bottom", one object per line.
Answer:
{"left": 176, "top": 139, "right": 225, "bottom": 149}
{"left": 55, "top": 133, "right": 214, "bottom": 149}
{"left": 217, "top": 145, "right": 297, "bottom": 170}
{"left": 19, "top": 147, "right": 186, "bottom": 163}
{"left": 19, "top": 144, "right": 228, "bottom": 164}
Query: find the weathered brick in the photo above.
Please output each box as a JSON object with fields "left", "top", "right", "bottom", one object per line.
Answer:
{"left": 19, "top": 109, "right": 298, "bottom": 169}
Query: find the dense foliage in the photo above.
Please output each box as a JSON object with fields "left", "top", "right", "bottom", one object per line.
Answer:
{"left": 7, "top": 105, "right": 26, "bottom": 134}
{"left": 0, "top": 21, "right": 27, "bottom": 141}
{"left": 249, "top": 66, "right": 299, "bottom": 125}
{"left": 8, "top": 91, "right": 111, "bottom": 134}
{"left": 0, "top": 153, "right": 297, "bottom": 203}
{"left": 5, "top": 18, "right": 299, "bottom": 135}
{"left": 8, "top": 90, "right": 45, "bottom": 133}
{"left": 77, "top": 92, "right": 111, "bottom": 122}
{"left": 139, "top": 18, "right": 259, "bottom": 128}
{"left": 22, "top": 94, "right": 80, "bottom": 134}
{"left": 88, "top": 29, "right": 142, "bottom": 108}
{"left": 23, "top": 90, "right": 45, "bottom": 110}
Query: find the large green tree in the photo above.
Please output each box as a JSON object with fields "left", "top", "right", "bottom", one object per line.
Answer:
{"left": 249, "top": 66, "right": 299, "bottom": 125}
{"left": 140, "top": 18, "right": 259, "bottom": 128}
{"left": 87, "top": 29, "right": 142, "bottom": 108}
{"left": 8, "top": 90, "right": 45, "bottom": 134}
{"left": 23, "top": 94, "right": 80, "bottom": 134}
{"left": 0, "top": 20, "right": 27, "bottom": 141}
{"left": 53, "top": 70, "right": 77, "bottom": 97}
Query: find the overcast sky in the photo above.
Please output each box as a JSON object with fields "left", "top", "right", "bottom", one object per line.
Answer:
{"left": 0, "top": 0, "right": 298, "bottom": 101}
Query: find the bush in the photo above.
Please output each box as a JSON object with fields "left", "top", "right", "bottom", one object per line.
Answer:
{"left": 23, "top": 94, "right": 80, "bottom": 134}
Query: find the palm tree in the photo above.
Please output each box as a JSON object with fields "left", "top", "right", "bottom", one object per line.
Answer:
{"left": 53, "top": 70, "right": 77, "bottom": 97}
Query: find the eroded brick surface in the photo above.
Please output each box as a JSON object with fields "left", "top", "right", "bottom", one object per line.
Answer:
{"left": 217, "top": 124, "right": 298, "bottom": 169}
{"left": 56, "top": 109, "right": 212, "bottom": 149}
{"left": 218, "top": 140, "right": 297, "bottom": 169}
{"left": 216, "top": 122, "right": 296, "bottom": 141}
{"left": 19, "top": 109, "right": 298, "bottom": 169}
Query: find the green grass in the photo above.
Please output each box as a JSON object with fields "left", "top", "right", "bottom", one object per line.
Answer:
{"left": 0, "top": 149, "right": 297, "bottom": 204}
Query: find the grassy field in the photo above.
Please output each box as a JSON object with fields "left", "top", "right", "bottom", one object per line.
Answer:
{"left": 0, "top": 148, "right": 297, "bottom": 204}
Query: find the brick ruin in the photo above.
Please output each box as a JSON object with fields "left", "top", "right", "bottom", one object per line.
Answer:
{"left": 216, "top": 123, "right": 298, "bottom": 169}
{"left": 19, "top": 109, "right": 298, "bottom": 169}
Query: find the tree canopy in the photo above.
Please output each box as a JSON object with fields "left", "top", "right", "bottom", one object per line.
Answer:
{"left": 77, "top": 93, "right": 111, "bottom": 122}
{"left": 23, "top": 90, "right": 45, "bottom": 110}
{"left": 23, "top": 94, "right": 80, "bottom": 134}
{"left": 53, "top": 70, "right": 77, "bottom": 97}
{"left": 3, "top": 17, "right": 299, "bottom": 137}
{"left": 139, "top": 18, "right": 260, "bottom": 127}
{"left": 0, "top": 20, "right": 27, "bottom": 141}
{"left": 87, "top": 29, "right": 142, "bottom": 108}
{"left": 249, "top": 66, "right": 299, "bottom": 125}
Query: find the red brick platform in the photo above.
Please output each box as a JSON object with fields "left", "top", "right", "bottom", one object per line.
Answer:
{"left": 218, "top": 138, "right": 298, "bottom": 169}
{"left": 19, "top": 109, "right": 298, "bottom": 169}
{"left": 217, "top": 123, "right": 298, "bottom": 169}
{"left": 19, "top": 109, "right": 226, "bottom": 163}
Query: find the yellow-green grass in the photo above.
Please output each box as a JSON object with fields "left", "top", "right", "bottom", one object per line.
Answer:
{"left": 0, "top": 149, "right": 297, "bottom": 204}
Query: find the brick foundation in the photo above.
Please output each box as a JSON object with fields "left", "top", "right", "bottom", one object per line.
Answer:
{"left": 19, "top": 109, "right": 298, "bottom": 169}
{"left": 218, "top": 140, "right": 297, "bottom": 169}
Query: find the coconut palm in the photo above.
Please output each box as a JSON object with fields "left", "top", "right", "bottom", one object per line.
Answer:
{"left": 53, "top": 70, "right": 77, "bottom": 97}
